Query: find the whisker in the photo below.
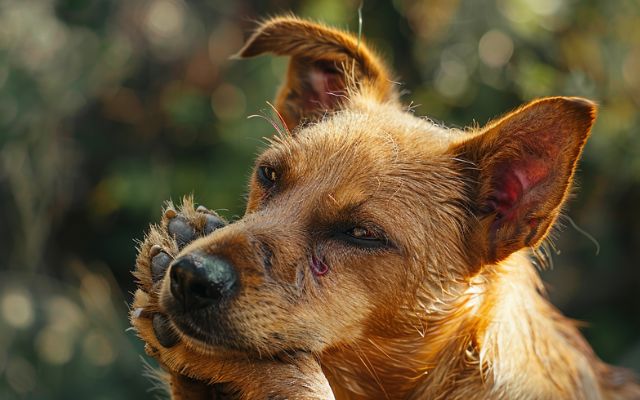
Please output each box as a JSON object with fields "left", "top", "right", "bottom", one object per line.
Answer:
{"left": 265, "top": 101, "right": 291, "bottom": 137}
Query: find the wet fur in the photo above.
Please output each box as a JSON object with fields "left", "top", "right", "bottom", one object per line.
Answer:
{"left": 130, "top": 16, "right": 640, "bottom": 399}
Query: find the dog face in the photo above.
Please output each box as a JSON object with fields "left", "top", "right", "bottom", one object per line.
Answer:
{"left": 158, "top": 17, "right": 595, "bottom": 357}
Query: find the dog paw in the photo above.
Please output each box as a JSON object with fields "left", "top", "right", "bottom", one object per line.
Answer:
{"left": 130, "top": 197, "right": 233, "bottom": 397}
{"left": 131, "top": 196, "right": 227, "bottom": 347}
{"left": 133, "top": 197, "right": 226, "bottom": 296}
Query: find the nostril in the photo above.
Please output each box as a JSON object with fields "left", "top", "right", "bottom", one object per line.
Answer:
{"left": 169, "top": 258, "right": 190, "bottom": 306}
{"left": 170, "top": 265, "right": 179, "bottom": 283}
{"left": 190, "top": 282, "right": 221, "bottom": 301}
{"left": 169, "top": 253, "right": 238, "bottom": 310}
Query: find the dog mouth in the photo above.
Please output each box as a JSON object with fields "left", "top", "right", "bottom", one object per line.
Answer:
{"left": 172, "top": 313, "right": 234, "bottom": 348}
{"left": 159, "top": 297, "right": 251, "bottom": 353}
{"left": 158, "top": 308, "right": 312, "bottom": 361}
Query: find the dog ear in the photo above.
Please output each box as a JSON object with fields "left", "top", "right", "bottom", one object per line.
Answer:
{"left": 453, "top": 97, "right": 597, "bottom": 265}
{"left": 235, "top": 16, "right": 397, "bottom": 130}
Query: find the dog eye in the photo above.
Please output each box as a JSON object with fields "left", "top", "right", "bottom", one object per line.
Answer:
{"left": 257, "top": 166, "right": 278, "bottom": 186}
{"left": 342, "top": 226, "right": 387, "bottom": 249}
{"left": 347, "top": 227, "right": 378, "bottom": 240}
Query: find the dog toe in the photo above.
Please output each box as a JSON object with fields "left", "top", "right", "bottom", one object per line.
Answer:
{"left": 151, "top": 250, "right": 173, "bottom": 283}
{"left": 203, "top": 214, "right": 226, "bottom": 234}
{"left": 168, "top": 216, "right": 196, "bottom": 248}
{"left": 152, "top": 314, "right": 180, "bottom": 348}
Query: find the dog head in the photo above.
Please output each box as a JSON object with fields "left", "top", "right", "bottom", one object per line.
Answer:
{"left": 158, "top": 16, "right": 596, "bottom": 358}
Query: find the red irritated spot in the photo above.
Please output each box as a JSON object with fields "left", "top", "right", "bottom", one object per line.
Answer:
{"left": 311, "top": 254, "right": 329, "bottom": 276}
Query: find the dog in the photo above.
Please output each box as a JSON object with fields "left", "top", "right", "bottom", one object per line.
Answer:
{"left": 130, "top": 16, "right": 640, "bottom": 399}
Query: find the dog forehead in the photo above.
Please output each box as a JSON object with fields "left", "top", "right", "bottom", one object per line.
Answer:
{"left": 290, "top": 103, "right": 459, "bottom": 173}
{"left": 264, "top": 104, "right": 463, "bottom": 210}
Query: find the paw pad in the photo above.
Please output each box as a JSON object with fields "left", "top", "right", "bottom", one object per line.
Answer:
{"left": 151, "top": 250, "right": 173, "bottom": 283}
{"left": 203, "top": 214, "right": 226, "bottom": 235}
{"left": 168, "top": 216, "right": 197, "bottom": 248}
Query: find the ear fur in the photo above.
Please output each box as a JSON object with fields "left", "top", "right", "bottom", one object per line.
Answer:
{"left": 453, "top": 97, "right": 597, "bottom": 265}
{"left": 235, "top": 16, "right": 398, "bottom": 130}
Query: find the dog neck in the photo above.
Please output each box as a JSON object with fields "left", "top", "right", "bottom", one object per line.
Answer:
{"left": 321, "top": 250, "right": 626, "bottom": 399}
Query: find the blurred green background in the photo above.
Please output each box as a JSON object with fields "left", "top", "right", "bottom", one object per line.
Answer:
{"left": 0, "top": 0, "right": 639, "bottom": 398}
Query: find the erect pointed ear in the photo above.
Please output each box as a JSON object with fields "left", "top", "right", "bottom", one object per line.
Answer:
{"left": 234, "top": 16, "right": 398, "bottom": 130}
{"left": 452, "top": 97, "right": 597, "bottom": 265}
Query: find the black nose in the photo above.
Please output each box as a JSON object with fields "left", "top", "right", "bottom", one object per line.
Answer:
{"left": 169, "top": 253, "right": 238, "bottom": 310}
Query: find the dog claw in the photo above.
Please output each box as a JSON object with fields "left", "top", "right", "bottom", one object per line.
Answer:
{"left": 144, "top": 343, "right": 159, "bottom": 357}
{"left": 152, "top": 314, "right": 179, "bottom": 348}
{"left": 151, "top": 251, "right": 173, "bottom": 282}
{"left": 196, "top": 205, "right": 211, "bottom": 214}
{"left": 132, "top": 307, "right": 144, "bottom": 319}
{"left": 164, "top": 208, "right": 178, "bottom": 219}
{"left": 203, "top": 214, "right": 226, "bottom": 235}
{"left": 149, "top": 244, "right": 162, "bottom": 258}
{"left": 168, "top": 217, "right": 196, "bottom": 248}
{"left": 132, "top": 307, "right": 153, "bottom": 319}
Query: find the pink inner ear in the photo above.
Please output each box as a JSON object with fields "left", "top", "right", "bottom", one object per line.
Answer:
{"left": 489, "top": 157, "right": 549, "bottom": 221}
{"left": 303, "top": 62, "right": 344, "bottom": 111}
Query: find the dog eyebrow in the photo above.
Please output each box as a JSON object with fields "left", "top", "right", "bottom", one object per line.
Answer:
{"left": 256, "top": 148, "right": 283, "bottom": 166}
{"left": 321, "top": 188, "right": 369, "bottom": 214}
{"left": 331, "top": 199, "right": 392, "bottom": 233}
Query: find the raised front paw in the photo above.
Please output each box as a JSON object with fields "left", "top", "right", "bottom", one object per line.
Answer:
{"left": 129, "top": 197, "right": 232, "bottom": 398}
{"left": 135, "top": 198, "right": 226, "bottom": 288}
{"left": 130, "top": 197, "right": 226, "bottom": 350}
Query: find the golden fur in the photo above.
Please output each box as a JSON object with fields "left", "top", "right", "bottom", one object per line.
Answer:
{"left": 130, "top": 16, "right": 640, "bottom": 399}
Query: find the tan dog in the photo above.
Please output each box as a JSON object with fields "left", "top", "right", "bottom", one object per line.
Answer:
{"left": 130, "top": 16, "right": 640, "bottom": 399}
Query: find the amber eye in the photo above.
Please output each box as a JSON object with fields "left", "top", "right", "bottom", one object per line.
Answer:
{"left": 346, "top": 227, "right": 378, "bottom": 241}
{"left": 257, "top": 166, "right": 278, "bottom": 186}
{"left": 339, "top": 225, "right": 389, "bottom": 249}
